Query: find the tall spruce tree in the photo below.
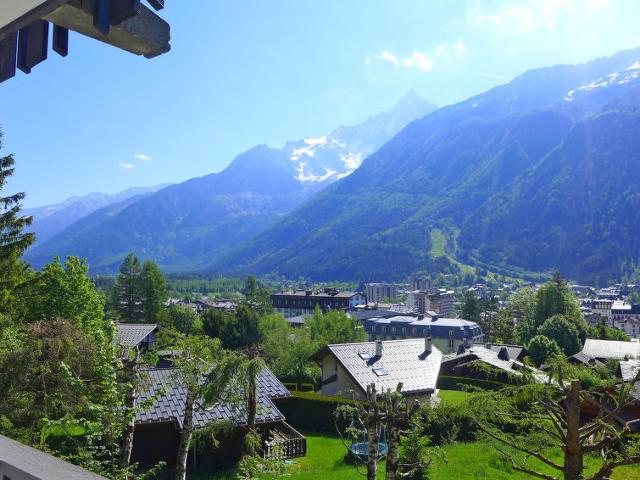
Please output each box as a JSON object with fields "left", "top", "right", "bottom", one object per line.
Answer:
{"left": 140, "top": 260, "right": 168, "bottom": 323}
{"left": 0, "top": 143, "right": 34, "bottom": 310}
{"left": 112, "top": 253, "right": 144, "bottom": 323}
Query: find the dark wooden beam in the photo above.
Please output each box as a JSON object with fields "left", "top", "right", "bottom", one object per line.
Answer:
{"left": 0, "top": 33, "right": 18, "bottom": 83}
{"left": 17, "top": 20, "right": 49, "bottom": 74}
{"left": 52, "top": 24, "right": 68, "bottom": 57}
{"left": 146, "top": 0, "right": 164, "bottom": 11}
{"left": 110, "top": 0, "right": 142, "bottom": 24}
{"left": 93, "top": 0, "right": 110, "bottom": 35}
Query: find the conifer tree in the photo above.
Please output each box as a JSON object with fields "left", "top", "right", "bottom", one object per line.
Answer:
{"left": 140, "top": 260, "right": 168, "bottom": 323}
{"left": 0, "top": 141, "right": 34, "bottom": 310}
{"left": 113, "top": 253, "right": 144, "bottom": 323}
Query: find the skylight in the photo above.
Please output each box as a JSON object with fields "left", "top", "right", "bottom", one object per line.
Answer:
{"left": 359, "top": 352, "right": 373, "bottom": 361}
{"left": 372, "top": 367, "right": 388, "bottom": 376}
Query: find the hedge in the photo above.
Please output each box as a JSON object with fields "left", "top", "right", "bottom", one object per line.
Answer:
{"left": 437, "top": 375, "right": 508, "bottom": 391}
{"left": 276, "top": 391, "right": 361, "bottom": 434}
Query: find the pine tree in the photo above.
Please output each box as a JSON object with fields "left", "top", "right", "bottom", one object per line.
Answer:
{"left": 140, "top": 260, "right": 168, "bottom": 323}
{"left": 112, "top": 254, "right": 144, "bottom": 323}
{"left": 0, "top": 144, "right": 34, "bottom": 310}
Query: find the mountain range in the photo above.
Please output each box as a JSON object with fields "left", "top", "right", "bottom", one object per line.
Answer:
{"left": 23, "top": 185, "right": 170, "bottom": 244}
{"left": 26, "top": 92, "right": 436, "bottom": 272}
{"left": 209, "top": 48, "right": 640, "bottom": 284}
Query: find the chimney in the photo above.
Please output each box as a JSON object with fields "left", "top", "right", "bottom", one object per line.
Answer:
{"left": 375, "top": 340, "right": 383, "bottom": 357}
{"left": 425, "top": 337, "right": 432, "bottom": 354}
{"left": 498, "top": 347, "right": 510, "bottom": 361}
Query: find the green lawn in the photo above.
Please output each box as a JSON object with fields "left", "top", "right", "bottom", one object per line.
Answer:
{"left": 182, "top": 433, "right": 640, "bottom": 479}
{"left": 170, "top": 391, "right": 638, "bottom": 479}
{"left": 438, "top": 389, "right": 472, "bottom": 407}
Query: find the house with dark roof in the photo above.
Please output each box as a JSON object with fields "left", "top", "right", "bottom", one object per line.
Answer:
{"left": 131, "top": 367, "right": 305, "bottom": 467}
{"left": 271, "top": 288, "right": 366, "bottom": 318}
{"left": 114, "top": 323, "right": 157, "bottom": 353}
{"left": 312, "top": 338, "right": 443, "bottom": 404}
{"left": 567, "top": 351, "right": 606, "bottom": 369}
{"left": 363, "top": 314, "right": 484, "bottom": 354}
{"left": 0, "top": 434, "right": 106, "bottom": 480}
{"left": 473, "top": 343, "right": 526, "bottom": 362}
{"left": 441, "top": 344, "right": 545, "bottom": 384}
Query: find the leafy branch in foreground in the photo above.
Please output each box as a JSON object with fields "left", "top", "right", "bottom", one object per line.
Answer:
{"left": 477, "top": 366, "right": 640, "bottom": 480}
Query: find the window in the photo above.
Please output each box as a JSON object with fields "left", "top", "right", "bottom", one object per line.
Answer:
{"left": 449, "top": 329, "right": 454, "bottom": 337}
{"left": 359, "top": 352, "right": 373, "bottom": 361}
{"left": 373, "top": 367, "right": 388, "bottom": 376}
{"left": 448, "top": 338, "right": 454, "bottom": 349}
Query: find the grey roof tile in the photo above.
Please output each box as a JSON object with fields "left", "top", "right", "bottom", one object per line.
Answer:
{"left": 114, "top": 323, "right": 157, "bottom": 347}
{"left": 135, "top": 367, "right": 289, "bottom": 429}
{"left": 582, "top": 339, "right": 640, "bottom": 360}
{"left": 325, "top": 339, "right": 443, "bottom": 395}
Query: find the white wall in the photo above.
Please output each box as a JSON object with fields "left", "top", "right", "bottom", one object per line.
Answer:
{"left": 0, "top": 0, "right": 50, "bottom": 29}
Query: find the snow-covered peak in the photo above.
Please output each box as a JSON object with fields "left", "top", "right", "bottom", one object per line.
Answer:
{"left": 564, "top": 60, "right": 640, "bottom": 102}
{"left": 283, "top": 91, "right": 436, "bottom": 184}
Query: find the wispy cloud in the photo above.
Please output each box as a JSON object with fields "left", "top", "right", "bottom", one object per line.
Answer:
{"left": 435, "top": 38, "right": 467, "bottom": 59}
{"left": 480, "top": 72, "right": 509, "bottom": 80}
{"left": 366, "top": 50, "right": 400, "bottom": 66}
{"left": 471, "top": 0, "right": 609, "bottom": 34}
{"left": 403, "top": 52, "right": 434, "bottom": 72}
{"left": 134, "top": 153, "right": 152, "bottom": 161}
{"left": 366, "top": 39, "right": 466, "bottom": 72}
{"left": 118, "top": 163, "right": 136, "bottom": 170}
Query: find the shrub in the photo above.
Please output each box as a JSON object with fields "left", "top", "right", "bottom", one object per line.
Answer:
{"left": 276, "top": 391, "right": 361, "bottom": 434}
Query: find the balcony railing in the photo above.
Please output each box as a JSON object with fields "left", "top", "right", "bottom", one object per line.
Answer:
{"left": 264, "top": 422, "right": 306, "bottom": 459}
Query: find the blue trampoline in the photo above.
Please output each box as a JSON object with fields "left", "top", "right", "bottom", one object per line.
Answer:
{"left": 349, "top": 441, "right": 388, "bottom": 460}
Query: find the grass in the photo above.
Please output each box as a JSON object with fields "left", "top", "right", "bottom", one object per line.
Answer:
{"left": 429, "top": 228, "right": 447, "bottom": 259}
{"left": 181, "top": 433, "right": 640, "bottom": 479}
{"left": 438, "top": 389, "right": 472, "bottom": 406}
{"left": 167, "top": 391, "right": 638, "bottom": 480}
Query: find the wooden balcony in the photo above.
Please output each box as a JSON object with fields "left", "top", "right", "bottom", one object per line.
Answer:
{"left": 264, "top": 422, "right": 306, "bottom": 459}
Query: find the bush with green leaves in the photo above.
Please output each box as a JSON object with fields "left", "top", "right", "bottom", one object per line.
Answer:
{"left": 527, "top": 335, "right": 561, "bottom": 366}
{"left": 537, "top": 314, "right": 582, "bottom": 356}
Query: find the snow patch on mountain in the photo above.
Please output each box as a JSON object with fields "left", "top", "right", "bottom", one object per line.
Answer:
{"left": 282, "top": 90, "right": 436, "bottom": 184}
{"left": 565, "top": 61, "right": 640, "bottom": 101}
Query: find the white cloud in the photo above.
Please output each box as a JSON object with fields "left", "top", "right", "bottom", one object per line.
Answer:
{"left": 368, "top": 50, "right": 399, "bottom": 66}
{"left": 472, "top": 0, "right": 610, "bottom": 34}
{"left": 367, "top": 38, "right": 465, "bottom": 73}
{"left": 118, "top": 163, "right": 136, "bottom": 170}
{"left": 480, "top": 72, "right": 509, "bottom": 80}
{"left": 435, "top": 38, "right": 468, "bottom": 59}
{"left": 134, "top": 153, "right": 152, "bottom": 161}
{"left": 403, "top": 52, "right": 434, "bottom": 72}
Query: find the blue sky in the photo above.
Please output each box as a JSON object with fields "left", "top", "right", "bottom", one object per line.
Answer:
{"left": 3, "top": 0, "right": 640, "bottom": 207}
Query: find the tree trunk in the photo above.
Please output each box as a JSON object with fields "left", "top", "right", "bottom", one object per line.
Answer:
{"left": 120, "top": 352, "right": 140, "bottom": 468}
{"left": 563, "top": 380, "right": 584, "bottom": 480}
{"left": 175, "top": 386, "right": 197, "bottom": 480}
{"left": 242, "top": 371, "right": 258, "bottom": 456}
{"left": 366, "top": 383, "right": 380, "bottom": 480}
{"left": 385, "top": 392, "right": 401, "bottom": 480}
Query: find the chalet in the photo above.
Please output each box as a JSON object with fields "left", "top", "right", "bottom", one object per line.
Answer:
{"left": 271, "top": 288, "right": 366, "bottom": 318}
{"left": 567, "top": 351, "right": 606, "bottom": 369}
{"left": 0, "top": 434, "right": 106, "bottom": 479}
{"left": 581, "top": 339, "right": 640, "bottom": 361}
{"left": 131, "top": 367, "right": 305, "bottom": 467}
{"left": 0, "top": 0, "right": 170, "bottom": 84}
{"left": 114, "top": 323, "right": 157, "bottom": 353}
{"left": 441, "top": 344, "right": 545, "bottom": 384}
{"left": 363, "top": 314, "right": 484, "bottom": 354}
{"left": 312, "top": 338, "right": 443, "bottom": 405}
{"left": 474, "top": 343, "right": 527, "bottom": 362}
